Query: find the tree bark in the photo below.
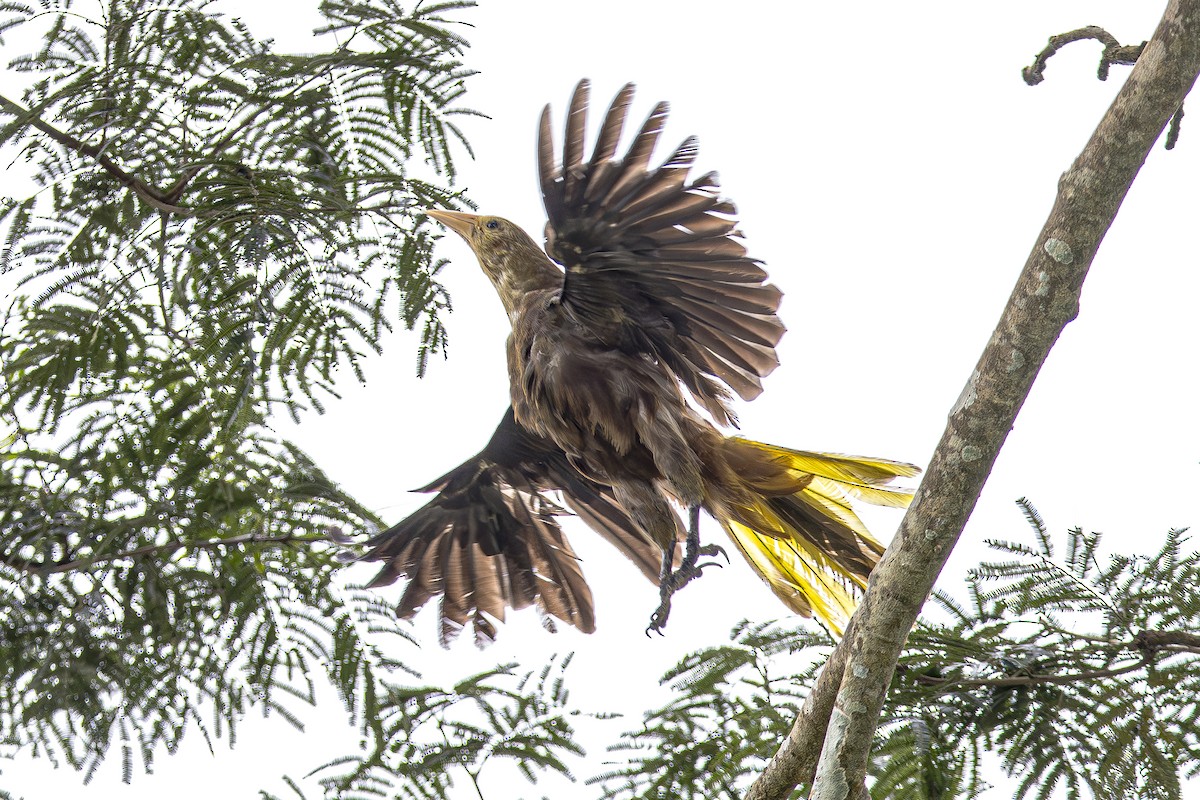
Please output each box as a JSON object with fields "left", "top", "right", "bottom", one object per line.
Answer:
{"left": 747, "top": 2, "right": 1200, "bottom": 798}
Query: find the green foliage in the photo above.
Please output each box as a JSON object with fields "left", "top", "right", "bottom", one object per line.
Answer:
{"left": 879, "top": 499, "right": 1200, "bottom": 800}
{"left": 1, "top": 5, "right": 1196, "bottom": 798}
{"left": 0, "top": 0, "right": 481, "bottom": 786}
{"left": 276, "top": 655, "right": 587, "bottom": 799}
{"left": 595, "top": 503, "right": 1200, "bottom": 800}
{"left": 592, "top": 621, "right": 830, "bottom": 800}
{"left": 0, "top": 0, "right": 475, "bottom": 408}
{"left": 0, "top": 417, "right": 397, "bottom": 778}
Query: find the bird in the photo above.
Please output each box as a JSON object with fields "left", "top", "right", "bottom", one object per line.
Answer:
{"left": 361, "top": 80, "right": 918, "bottom": 646}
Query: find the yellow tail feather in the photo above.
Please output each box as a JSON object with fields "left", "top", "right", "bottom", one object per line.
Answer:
{"left": 717, "top": 440, "right": 919, "bottom": 632}
{"left": 725, "top": 521, "right": 859, "bottom": 633}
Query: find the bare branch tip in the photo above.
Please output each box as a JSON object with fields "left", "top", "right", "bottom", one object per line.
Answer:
{"left": 1023, "top": 26, "right": 1143, "bottom": 87}
{"left": 1166, "top": 103, "right": 1185, "bottom": 150}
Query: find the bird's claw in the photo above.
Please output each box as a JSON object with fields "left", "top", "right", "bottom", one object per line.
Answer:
{"left": 697, "top": 543, "right": 729, "bottom": 564}
{"left": 645, "top": 505, "right": 719, "bottom": 635}
{"left": 645, "top": 607, "right": 669, "bottom": 637}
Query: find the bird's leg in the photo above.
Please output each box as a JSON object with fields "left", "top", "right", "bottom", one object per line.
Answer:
{"left": 646, "top": 547, "right": 677, "bottom": 636}
{"left": 646, "top": 505, "right": 726, "bottom": 635}
{"left": 678, "top": 504, "right": 728, "bottom": 571}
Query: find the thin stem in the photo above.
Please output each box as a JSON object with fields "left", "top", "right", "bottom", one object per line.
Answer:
{"left": 437, "top": 720, "right": 487, "bottom": 800}
{"left": 4, "top": 532, "right": 327, "bottom": 576}
{"left": 0, "top": 93, "right": 192, "bottom": 215}
{"left": 913, "top": 653, "right": 1151, "bottom": 693}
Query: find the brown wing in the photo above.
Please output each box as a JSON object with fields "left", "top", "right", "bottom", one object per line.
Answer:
{"left": 362, "top": 408, "right": 662, "bottom": 646}
{"left": 538, "top": 80, "right": 785, "bottom": 427}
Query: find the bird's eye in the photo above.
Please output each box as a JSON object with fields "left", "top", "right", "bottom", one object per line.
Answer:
{"left": 485, "top": 220, "right": 500, "bottom": 230}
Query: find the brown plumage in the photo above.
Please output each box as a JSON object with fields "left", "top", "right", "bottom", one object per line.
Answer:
{"left": 363, "top": 80, "right": 917, "bottom": 644}
{"left": 364, "top": 408, "right": 670, "bottom": 646}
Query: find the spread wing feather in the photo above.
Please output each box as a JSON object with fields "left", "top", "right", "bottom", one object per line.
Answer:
{"left": 539, "top": 80, "right": 784, "bottom": 426}
{"left": 361, "top": 409, "right": 662, "bottom": 645}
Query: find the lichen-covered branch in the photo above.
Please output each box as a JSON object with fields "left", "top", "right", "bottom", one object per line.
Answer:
{"left": 748, "top": 3, "right": 1200, "bottom": 799}
{"left": 1167, "top": 103, "right": 1186, "bottom": 148}
{"left": 1021, "top": 25, "right": 1146, "bottom": 85}
{"left": 1022, "top": 26, "right": 1190, "bottom": 151}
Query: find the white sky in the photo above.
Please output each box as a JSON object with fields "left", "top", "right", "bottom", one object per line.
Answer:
{"left": 5, "top": 1, "right": 1199, "bottom": 798}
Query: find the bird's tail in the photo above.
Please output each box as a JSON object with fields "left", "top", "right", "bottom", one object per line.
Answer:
{"left": 709, "top": 437, "right": 920, "bottom": 632}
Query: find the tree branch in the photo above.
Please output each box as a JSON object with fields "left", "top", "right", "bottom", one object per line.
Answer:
{"left": 913, "top": 655, "right": 1151, "bottom": 691}
{"left": 159, "top": 43, "right": 395, "bottom": 204}
{"left": 1021, "top": 25, "right": 1146, "bottom": 85}
{"left": 0, "top": 93, "right": 193, "bottom": 215}
{"left": 1136, "top": 629, "right": 1200, "bottom": 651}
{"left": 748, "top": 3, "right": 1200, "bottom": 799}
{"left": 1166, "top": 103, "right": 1187, "bottom": 148}
{"left": 908, "top": 627, "right": 1200, "bottom": 692}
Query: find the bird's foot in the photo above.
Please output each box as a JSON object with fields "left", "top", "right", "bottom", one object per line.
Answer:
{"left": 645, "top": 506, "right": 722, "bottom": 635}
{"left": 691, "top": 542, "right": 729, "bottom": 568}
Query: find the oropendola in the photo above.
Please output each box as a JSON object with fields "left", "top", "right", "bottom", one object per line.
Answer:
{"left": 362, "top": 81, "right": 918, "bottom": 645}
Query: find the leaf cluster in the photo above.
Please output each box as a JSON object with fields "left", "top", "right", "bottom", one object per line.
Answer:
{"left": 0, "top": 0, "right": 481, "bottom": 785}
{"left": 592, "top": 621, "right": 830, "bottom": 800}
{"left": 1, "top": 0, "right": 476, "bottom": 413}
{"left": 278, "top": 654, "right": 586, "bottom": 800}
{"left": 594, "top": 503, "right": 1200, "bottom": 800}
{"left": 880, "top": 499, "right": 1200, "bottom": 800}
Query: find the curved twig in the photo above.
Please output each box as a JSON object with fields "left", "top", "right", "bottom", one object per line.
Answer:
{"left": 1022, "top": 26, "right": 1146, "bottom": 86}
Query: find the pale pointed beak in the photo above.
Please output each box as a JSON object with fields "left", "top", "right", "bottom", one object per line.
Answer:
{"left": 426, "top": 209, "right": 478, "bottom": 241}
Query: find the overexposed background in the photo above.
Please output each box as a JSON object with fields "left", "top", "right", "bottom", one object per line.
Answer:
{"left": 5, "top": 2, "right": 1198, "bottom": 797}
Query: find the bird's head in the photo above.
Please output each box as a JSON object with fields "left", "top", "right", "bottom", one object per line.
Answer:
{"left": 426, "top": 210, "right": 560, "bottom": 319}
